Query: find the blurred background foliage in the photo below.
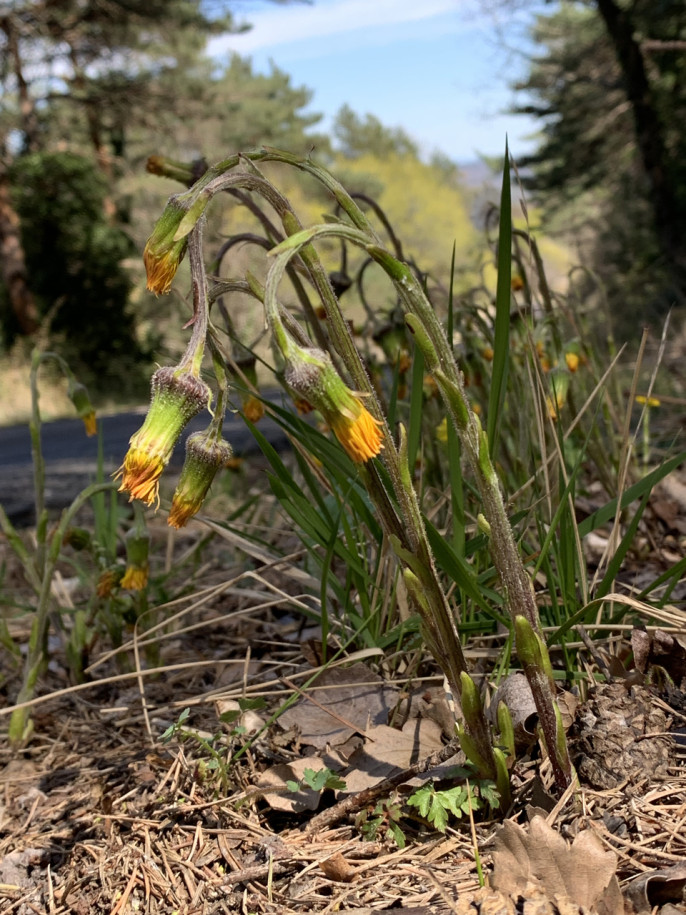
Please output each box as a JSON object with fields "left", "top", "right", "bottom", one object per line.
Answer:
{"left": 1, "top": 0, "right": 685, "bottom": 419}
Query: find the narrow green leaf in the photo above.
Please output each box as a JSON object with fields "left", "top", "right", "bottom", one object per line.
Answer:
{"left": 577, "top": 452, "right": 686, "bottom": 538}
{"left": 487, "top": 140, "right": 512, "bottom": 456}
{"left": 408, "top": 340, "right": 425, "bottom": 472}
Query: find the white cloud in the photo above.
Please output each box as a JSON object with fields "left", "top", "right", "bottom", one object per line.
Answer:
{"left": 211, "top": 0, "right": 466, "bottom": 55}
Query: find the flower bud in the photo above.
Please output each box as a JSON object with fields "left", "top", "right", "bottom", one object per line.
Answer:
{"left": 121, "top": 524, "right": 150, "bottom": 591}
{"left": 64, "top": 527, "right": 91, "bottom": 551}
{"left": 546, "top": 369, "right": 570, "bottom": 420}
{"left": 229, "top": 356, "right": 264, "bottom": 423}
{"left": 168, "top": 430, "right": 233, "bottom": 529}
{"left": 68, "top": 382, "right": 97, "bottom": 436}
{"left": 116, "top": 367, "right": 211, "bottom": 507}
{"left": 283, "top": 345, "right": 382, "bottom": 464}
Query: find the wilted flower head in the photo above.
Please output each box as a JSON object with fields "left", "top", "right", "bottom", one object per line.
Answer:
{"left": 115, "top": 366, "right": 211, "bottom": 508}
{"left": 284, "top": 346, "right": 383, "bottom": 464}
{"left": 168, "top": 430, "right": 233, "bottom": 529}
{"left": 97, "top": 568, "right": 122, "bottom": 598}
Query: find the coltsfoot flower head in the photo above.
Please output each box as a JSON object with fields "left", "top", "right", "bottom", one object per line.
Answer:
{"left": 636, "top": 394, "right": 661, "bottom": 407}
{"left": 143, "top": 190, "right": 208, "bottom": 294}
{"left": 122, "top": 508, "right": 151, "bottom": 590}
{"left": 230, "top": 357, "right": 264, "bottom": 423}
{"left": 563, "top": 342, "right": 584, "bottom": 374}
{"left": 284, "top": 346, "right": 383, "bottom": 464}
{"left": 243, "top": 395, "right": 264, "bottom": 424}
{"left": 144, "top": 199, "right": 189, "bottom": 294}
{"left": 545, "top": 369, "right": 570, "bottom": 421}
{"left": 68, "top": 382, "right": 97, "bottom": 436}
{"left": 168, "top": 431, "right": 233, "bottom": 529}
{"left": 97, "top": 567, "right": 123, "bottom": 598}
{"left": 116, "top": 367, "right": 211, "bottom": 507}
{"left": 121, "top": 565, "right": 148, "bottom": 590}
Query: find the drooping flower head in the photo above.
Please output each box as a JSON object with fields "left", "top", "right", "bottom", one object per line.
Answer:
{"left": 121, "top": 522, "right": 151, "bottom": 591}
{"left": 143, "top": 187, "right": 209, "bottom": 295}
{"left": 68, "top": 382, "right": 97, "bottom": 436}
{"left": 283, "top": 346, "right": 383, "bottom": 464}
{"left": 96, "top": 568, "right": 123, "bottom": 598}
{"left": 228, "top": 355, "right": 264, "bottom": 424}
{"left": 168, "top": 430, "right": 233, "bottom": 529}
{"left": 242, "top": 395, "right": 264, "bottom": 424}
{"left": 115, "top": 366, "right": 211, "bottom": 508}
{"left": 143, "top": 197, "right": 190, "bottom": 295}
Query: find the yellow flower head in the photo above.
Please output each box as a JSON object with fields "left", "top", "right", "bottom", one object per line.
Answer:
{"left": 143, "top": 195, "right": 201, "bottom": 294}
{"left": 565, "top": 351, "right": 580, "bottom": 373}
{"left": 121, "top": 564, "right": 149, "bottom": 591}
{"left": 121, "top": 520, "right": 150, "bottom": 590}
{"left": 636, "top": 395, "right": 661, "bottom": 407}
{"left": 168, "top": 431, "right": 233, "bottom": 528}
{"left": 144, "top": 235, "right": 187, "bottom": 295}
{"left": 436, "top": 416, "right": 448, "bottom": 443}
{"left": 69, "top": 382, "right": 97, "bottom": 436}
{"left": 243, "top": 395, "right": 265, "bottom": 424}
{"left": 117, "top": 448, "right": 166, "bottom": 507}
{"left": 284, "top": 346, "right": 383, "bottom": 464}
{"left": 115, "top": 366, "right": 211, "bottom": 508}
{"left": 546, "top": 370, "right": 570, "bottom": 420}
{"left": 329, "top": 400, "right": 384, "bottom": 464}
{"left": 81, "top": 410, "right": 97, "bottom": 436}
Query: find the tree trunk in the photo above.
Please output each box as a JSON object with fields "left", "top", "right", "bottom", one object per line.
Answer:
{"left": 595, "top": 0, "right": 686, "bottom": 273}
{"left": 68, "top": 46, "right": 117, "bottom": 222}
{"left": 0, "top": 165, "right": 40, "bottom": 335}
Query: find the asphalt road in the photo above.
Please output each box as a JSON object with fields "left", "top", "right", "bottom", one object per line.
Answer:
{"left": 0, "top": 394, "right": 293, "bottom": 527}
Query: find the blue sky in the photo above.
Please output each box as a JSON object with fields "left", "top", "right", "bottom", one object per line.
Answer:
{"left": 208, "top": 0, "right": 544, "bottom": 164}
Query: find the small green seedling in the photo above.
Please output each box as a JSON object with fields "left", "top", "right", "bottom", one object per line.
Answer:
{"left": 357, "top": 797, "right": 406, "bottom": 848}
{"left": 286, "top": 767, "right": 347, "bottom": 793}
{"left": 406, "top": 779, "right": 499, "bottom": 833}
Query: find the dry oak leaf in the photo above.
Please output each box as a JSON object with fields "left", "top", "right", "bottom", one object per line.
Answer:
{"left": 278, "top": 662, "right": 397, "bottom": 749}
{"left": 491, "top": 816, "right": 623, "bottom": 915}
{"left": 624, "top": 863, "right": 686, "bottom": 914}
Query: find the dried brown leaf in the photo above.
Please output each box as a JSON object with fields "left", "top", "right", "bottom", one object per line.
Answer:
{"left": 491, "top": 816, "right": 623, "bottom": 915}
{"left": 342, "top": 719, "right": 444, "bottom": 794}
{"left": 256, "top": 757, "right": 342, "bottom": 813}
{"left": 278, "top": 663, "right": 397, "bottom": 749}
{"left": 630, "top": 629, "right": 686, "bottom": 688}
{"left": 624, "top": 864, "right": 686, "bottom": 914}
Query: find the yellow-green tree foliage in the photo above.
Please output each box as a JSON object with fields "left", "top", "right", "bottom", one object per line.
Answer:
{"left": 332, "top": 152, "right": 479, "bottom": 288}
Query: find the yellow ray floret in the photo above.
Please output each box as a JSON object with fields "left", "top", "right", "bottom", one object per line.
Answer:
{"left": 330, "top": 402, "right": 383, "bottom": 464}
{"left": 115, "top": 448, "right": 165, "bottom": 508}
{"left": 121, "top": 564, "right": 149, "bottom": 591}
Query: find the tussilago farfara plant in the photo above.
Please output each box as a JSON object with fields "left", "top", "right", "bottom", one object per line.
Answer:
{"left": 122, "top": 147, "right": 575, "bottom": 798}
